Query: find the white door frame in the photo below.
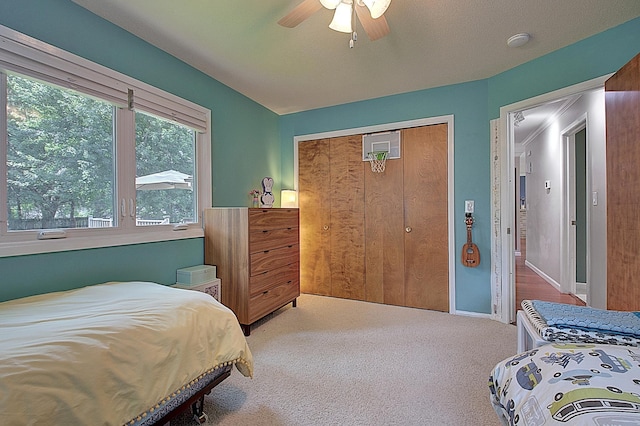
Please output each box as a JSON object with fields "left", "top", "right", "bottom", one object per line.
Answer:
{"left": 561, "top": 117, "right": 588, "bottom": 299}
{"left": 292, "top": 115, "right": 457, "bottom": 314}
{"left": 496, "top": 76, "right": 609, "bottom": 324}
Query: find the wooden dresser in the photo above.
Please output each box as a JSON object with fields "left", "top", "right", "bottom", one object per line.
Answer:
{"left": 204, "top": 208, "right": 300, "bottom": 335}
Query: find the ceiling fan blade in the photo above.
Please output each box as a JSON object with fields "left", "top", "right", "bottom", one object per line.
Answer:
{"left": 354, "top": 2, "right": 390, "bottom": 41}
{"left": 278, "top": 0, "right": 323, "bottom": 28}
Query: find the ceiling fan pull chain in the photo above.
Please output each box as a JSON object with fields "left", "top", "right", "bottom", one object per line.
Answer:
{"left": 350, "top": 3, "right": 358, "bottom": 49}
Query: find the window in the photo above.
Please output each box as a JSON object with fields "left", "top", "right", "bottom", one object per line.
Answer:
{"left": 7, "top": 74, "right": 116, "bottom": 231}
{"left": 0, "top": 25, "right": 211, "bottom": 257}
{"left": 135, "top": 111, "right": 196, "bottom": 226}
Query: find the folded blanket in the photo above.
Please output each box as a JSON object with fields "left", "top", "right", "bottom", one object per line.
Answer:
{"left": 531, "top": 300, "right": 640, "bottom": 337}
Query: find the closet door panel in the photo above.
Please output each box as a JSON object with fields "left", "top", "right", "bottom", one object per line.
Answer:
{"left": 299, "top": 139, "right": 332, "bottom": 296}
{"left": 606, "top": 52, "right": 640, "bottom": 310}
{"left": 365, "top": 154, "right": 405, "bottom": 305}
{"left": 403, "top": 124, "right": 449, "bottom": 311}
{"left": 330, "top": 135, "right": 366, "bottom": 300}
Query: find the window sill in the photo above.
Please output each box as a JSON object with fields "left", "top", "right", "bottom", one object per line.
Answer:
{"left": 0, "top": 227, "right": 204, "bottom": 258}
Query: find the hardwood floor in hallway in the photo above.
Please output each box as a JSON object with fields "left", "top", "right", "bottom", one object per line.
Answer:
{"left": 516, "top": 239, "right": 585, "bottom": 309}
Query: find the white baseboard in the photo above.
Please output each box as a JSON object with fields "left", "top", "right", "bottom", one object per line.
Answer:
{"left": 524, "top": 260, "right": 561, "bottom": 291}
{"left": 454, "top": 309, "right": 493, "bottom": 319}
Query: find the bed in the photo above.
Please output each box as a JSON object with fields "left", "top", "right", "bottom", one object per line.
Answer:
{"left": 517, "top": 300, "right": 640, "bottom": 352}
{"left": 0, "top": 281, "right": 253, "bottom": 425}
{"left": 489, "top": 343, "right": 640, "bottom": 425}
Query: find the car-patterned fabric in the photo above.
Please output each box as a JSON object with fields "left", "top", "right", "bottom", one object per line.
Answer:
{"left": 490, "top": 344, "right": 640, "bottom": 425}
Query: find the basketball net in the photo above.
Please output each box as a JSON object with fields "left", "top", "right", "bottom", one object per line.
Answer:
{"left": 367, "top": 151, "right": 388, "bottom": 173}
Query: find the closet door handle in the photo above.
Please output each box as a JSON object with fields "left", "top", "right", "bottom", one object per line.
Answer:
{"left": 323, "top": 225, "right": 329, "bottom": 231}
{"left": 405, "top": 226, "right": 412, "bottom": 233}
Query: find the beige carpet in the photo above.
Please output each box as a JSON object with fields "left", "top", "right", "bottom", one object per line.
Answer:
{"left": 172, "top": 294, "right": 517, "bottom": 425}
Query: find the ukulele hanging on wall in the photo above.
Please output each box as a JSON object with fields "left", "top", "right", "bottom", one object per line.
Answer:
{"left": 461, "top": 214, "right": 480, "bottom": 267}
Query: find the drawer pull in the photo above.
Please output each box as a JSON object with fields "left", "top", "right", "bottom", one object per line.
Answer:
{"left": 263, "top": 250, "right": 270, "bottom": 253}
{"left": 262, "top": 230, "right": 269, "bottom": 233}
{"left": 287, "top": 280, "right": 292, "bottom": 284}
{"left": 263, "top": 290, "right": 269, "bottom": 295}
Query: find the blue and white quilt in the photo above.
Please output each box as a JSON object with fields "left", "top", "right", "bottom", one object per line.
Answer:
{"left": 490, "top": 344, "right": 640, "bottom": 425}
{"left": 522, "top": 300, "right": 640, "bottom": 347}
{"left": 531, "top": 300, "right": 640, "bottom": 337}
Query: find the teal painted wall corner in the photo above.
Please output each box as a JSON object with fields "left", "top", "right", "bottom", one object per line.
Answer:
{"left": 280, "top": 80, "right": 494, "bottom": 314}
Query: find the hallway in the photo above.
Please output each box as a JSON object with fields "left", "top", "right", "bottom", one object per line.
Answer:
{"left": 515, "top": 239, "right": 585, "bottom": 309}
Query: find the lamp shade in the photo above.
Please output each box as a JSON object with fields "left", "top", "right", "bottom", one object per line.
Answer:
{"left": 362, "top": 0, "right": 391, "bottom": 19}
{"left": 329, "top": 2, "right": 353, "bottom": 33}
{"left": 320, "top": 0, "right": 342, "bottom": 9}
{"left": 281, "top": 190, "right": 297, "bottom": 208}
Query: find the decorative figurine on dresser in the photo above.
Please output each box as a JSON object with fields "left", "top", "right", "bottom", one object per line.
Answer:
{"left": 260, "top": 176, "right": 274, "bottom": 208}
{"left": 204, "top": 207, "right": 299, "bottom": 335}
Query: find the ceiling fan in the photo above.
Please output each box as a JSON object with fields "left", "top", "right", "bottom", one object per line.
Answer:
{"left": 278, "top": 0, "right": 391, "bottom": 42}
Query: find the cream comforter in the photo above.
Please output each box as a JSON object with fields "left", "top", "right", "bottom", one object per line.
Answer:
{"left": 0, "top": 281, "right": 253, "bottom": 426}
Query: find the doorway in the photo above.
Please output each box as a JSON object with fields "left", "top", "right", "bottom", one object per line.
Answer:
{"left": 565, "top": 124, "right": 588, "bottom": 303}
{"left": 496, "top": 76, "right": 609, "bottom": 324}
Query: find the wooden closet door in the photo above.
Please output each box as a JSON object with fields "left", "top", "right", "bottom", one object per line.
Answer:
{"left": 299, "top": 139, "right": 332, "bottom": 295}
{"left": 403, "top": 124, "right": 449, "bottom": 311}
{"left": 365, "top": 147, "right": 405, "bottom": 305}
{"left": 330, "top": 135, "right": 366, "bottom": 300}
{"left": 606, "top": 52, "right": 640, "bottom": 311}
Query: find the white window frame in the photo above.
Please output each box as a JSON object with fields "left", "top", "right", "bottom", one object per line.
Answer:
{"left": 0, "top": 24, "right": 211, "bottom": 257}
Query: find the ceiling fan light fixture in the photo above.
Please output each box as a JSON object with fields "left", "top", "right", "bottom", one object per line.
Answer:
{"left": 361, "top": 0, "right": 391, "bottom": 19}
{"left": 320, "top": 0, "right": 342, "bottom": 10}
{"left": 329, "top": 2, "right": 353, "bottom": 33}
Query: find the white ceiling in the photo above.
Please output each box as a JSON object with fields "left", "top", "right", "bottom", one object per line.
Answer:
{"left": 71, "top": 0, "right": 640, "bottom": 115}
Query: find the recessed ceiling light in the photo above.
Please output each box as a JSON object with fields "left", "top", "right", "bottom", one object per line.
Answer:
{"left": 507, "top": 33, "right": 531, "bottom": 48}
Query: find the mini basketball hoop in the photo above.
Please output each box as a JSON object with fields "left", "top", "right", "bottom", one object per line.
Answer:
{"left": 367, "top": 151, "right": 388, "bottom": 173}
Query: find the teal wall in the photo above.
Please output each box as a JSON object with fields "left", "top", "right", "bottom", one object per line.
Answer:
{"left": 0, "top": 0, "right": 279, "bottom": 301}
{"left": 0, "top": 1, "right": 639, "bottom": 312}
{"left": 280, "top": 81, "right": 492, "bottom": 313}
{"left": 0, "top": 239, "right": 201, "bottom": 301}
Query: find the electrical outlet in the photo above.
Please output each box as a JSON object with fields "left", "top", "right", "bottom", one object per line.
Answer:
{"left": 465, "top": 200, "right": 474, "bottom": 214}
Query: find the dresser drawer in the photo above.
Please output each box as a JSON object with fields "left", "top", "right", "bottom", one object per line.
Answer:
{"left": 249, "top": 208, "right": 298, "bottom": 231}
{"left": 250, "top": 244, "right": 299, "bottom": 276}
{"left": 250, "top": 262, "right": 299, "bottom": 297}
{"left": 249, "top": 227, "right": 299, "bottom": 254}
{"left": 248, "top": 279, "right": 299, "bottom": 323}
